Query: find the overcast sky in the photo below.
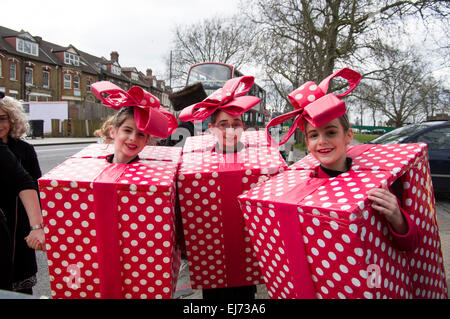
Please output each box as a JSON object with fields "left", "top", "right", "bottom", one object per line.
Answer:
{"left": 1, "top": 0, "right": 241, "bottom": 79}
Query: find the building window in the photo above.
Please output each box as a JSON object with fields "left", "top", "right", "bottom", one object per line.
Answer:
{"left": 111, "top": 64, "right": 121, "bottom": 75}
{"left": 25, "top": 67, "right": 33, "bottom": 85}
{"left": 43, "top": 70, "right": 50, "bottom": 88}
{"left": 73, "top": 75, "right": 80, "bottom": 89}
{"left": 86, "top": 79, "right": 91, "bottom": 92}
{"left": 64, "top": 52, "right": 80, "bottom": 66}
{"left": 9, "top": 61, "right": 16, "bottom": 80}
{"left": 64, "top": 73, "right": 72, "bottom": 89}
{"left": 17, "top": 39, "right": 39, "bottom": 56}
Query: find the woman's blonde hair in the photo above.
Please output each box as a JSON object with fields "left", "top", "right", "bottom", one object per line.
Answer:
{"left": 94, "top": 107, "right": 135, "bottom": 144}
{"left": 0, "top": 96, "right": 29, "bottom": 138}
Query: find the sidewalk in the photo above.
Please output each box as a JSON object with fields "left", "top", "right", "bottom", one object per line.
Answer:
{"left": 25, "top": 136, "right": 99, "bottom": 146}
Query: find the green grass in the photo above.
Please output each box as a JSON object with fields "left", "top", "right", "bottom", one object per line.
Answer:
{"left": 353, "top": 133, "right": 378, "bottom": 143}
{"left": 294, "top": 142, "right": 307, "bottom": 151}
{"left": 293, "top": 133, "right": 378, "bottom": 150}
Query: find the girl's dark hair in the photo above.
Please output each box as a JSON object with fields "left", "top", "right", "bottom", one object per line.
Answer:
{"left": 94, "top": 107, "right": 135, "bottom": 143}
{"left": 338, "top": 113, "right": 350, "bottom": 131}
{"left": 210, "top": 109, "right": 243, "bottom": 125}
{"left": 304, "top": 113, "right": 351, "bottom": 133}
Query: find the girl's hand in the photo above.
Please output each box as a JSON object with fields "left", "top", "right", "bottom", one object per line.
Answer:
{"left": 367, "top": 182, "right": 408, "bottom": 235}
{"left": 25, "top": 228, "right": 46, "bottom": 251}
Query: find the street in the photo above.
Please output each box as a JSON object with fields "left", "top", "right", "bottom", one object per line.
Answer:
{"left": 30, "top": 144, "right": 450, "bottom": 298}
{"left": 35, "top": 143, "right": 92, "bottom": 175}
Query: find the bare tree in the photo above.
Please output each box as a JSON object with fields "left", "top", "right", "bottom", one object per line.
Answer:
{"left": 243, "top": 0, "right": 449, "bottom": 100}
{"left": 167, "top": 15, "right": 257, "bottom": 88}
{"left": 354, "top": 42, "right": 447, "bottom": 127}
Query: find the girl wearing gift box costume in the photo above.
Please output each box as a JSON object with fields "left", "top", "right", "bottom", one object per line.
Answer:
{"left": 38, "top": 82, "right": 184, "bottom": 299}
{"left": 238, "top": 68, "right": 448, "bottom": 299}
{"left": 177, "top": 76, "right": 287, "bottom": 300}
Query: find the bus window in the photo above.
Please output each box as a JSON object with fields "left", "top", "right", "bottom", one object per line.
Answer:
{"left": 187, "top": 63, "right": 232, "bottom": 94}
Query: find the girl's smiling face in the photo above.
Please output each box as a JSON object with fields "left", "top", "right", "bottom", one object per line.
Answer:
{"left": 209, "top": 111, "right": 244, "bottom": 152}
{"left": 110, "top": 117, "right": 149, "bottom": 163}
{"left": 305, "top": 118, "right": 354, "bottom": 172}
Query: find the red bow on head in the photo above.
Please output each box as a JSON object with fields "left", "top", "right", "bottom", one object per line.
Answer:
{"left": 179, "top": 76, "right": 261, "bottom": 122}
{"left": 266, "top": 68, "right": 361, "bottom": 146}
{"left": 91, "top": 81, "right": 178, "bottom": 138}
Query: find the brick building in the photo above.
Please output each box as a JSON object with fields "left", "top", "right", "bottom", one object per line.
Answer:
{"left": 0, "top": 25, "right": 172, "bottom": 111}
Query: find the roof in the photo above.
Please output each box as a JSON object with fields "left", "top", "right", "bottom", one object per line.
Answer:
{"left": 0, "top": 25, "right": 167, "bottom": 92}
{"left": 0, "top": 25, "right": 58, "bottom": 65}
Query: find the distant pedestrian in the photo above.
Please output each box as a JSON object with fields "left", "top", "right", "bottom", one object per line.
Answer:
{"left": 0, "top": 95, "right": 44, "bottom": 294}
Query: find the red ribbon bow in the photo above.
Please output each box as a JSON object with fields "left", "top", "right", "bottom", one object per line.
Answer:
{"left": 179, "top": 76, "right": 261, "bottom": 122}
{"left": 91, "top": 81, "right": 178, "bottom": 138}
{"left": 266, "top": 68, "right": 361, "bottom": 146}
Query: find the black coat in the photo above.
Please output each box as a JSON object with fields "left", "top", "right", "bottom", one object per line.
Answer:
{"left": 0, "top": 142, "right": 37, "bottom": 290}
{"left": 4, "top": 138, "right": 42, "bottom": 285}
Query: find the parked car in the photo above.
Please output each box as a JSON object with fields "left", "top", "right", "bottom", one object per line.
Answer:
{"left": 371, "top": 129, "right": 386, "bottom": 135}
{"left": 369, "top": 121, "right": 450, "bottom": 195}
{"left": 361, "top": 129, "right": 372, "bottom": 134}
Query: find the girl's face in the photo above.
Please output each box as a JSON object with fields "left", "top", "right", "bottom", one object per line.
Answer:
{"left": 209, "top": 111, "right": 244, "bottom": 151}
{"left": 0, "top": 108, "right": 10, "bottom": 143}
{"left": 305, "top": 118, "right": 353, "bottom": 171}
{"left": 110, "top": 117, "right": 150, "bottom": 163}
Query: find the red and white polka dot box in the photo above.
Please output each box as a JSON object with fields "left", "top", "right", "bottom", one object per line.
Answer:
{"left": 178, "top": 131, "right": 288, "bottom": 289}
{"left": 38, "top": 146, "right": 182, "bottom": 299}
{"left": 238, "top": 143, "right": 448, "bottom": 299}
{"left": 71, "top": 143, "right": 182, "bottom": 163}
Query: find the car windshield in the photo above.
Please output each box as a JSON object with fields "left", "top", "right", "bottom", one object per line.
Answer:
{"left": 369, "top": 123, "right": 432, "bottom": 144}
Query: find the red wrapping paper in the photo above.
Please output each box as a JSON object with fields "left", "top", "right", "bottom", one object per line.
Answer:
{"left": 178, "top": 131, "right": 287, "bottom": 289}
{"left": 38, "top": 145, "right": 182, "bottom": 299}
{"left": 238, "top": 143, "right": 448, "bottom": 299}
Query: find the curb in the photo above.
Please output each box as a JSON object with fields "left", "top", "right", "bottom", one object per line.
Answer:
{"left": 27, "top": 139, "right": 98, "bottom": 147}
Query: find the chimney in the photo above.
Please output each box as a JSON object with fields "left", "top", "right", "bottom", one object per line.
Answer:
{"left": 146, "top": 68, "right": 153, "bottom": 77}
{"left": 110, "top": 51, "right": 119, "bottom": 63}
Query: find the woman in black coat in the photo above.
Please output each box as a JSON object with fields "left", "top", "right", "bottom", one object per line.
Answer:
{"left": 0, "top": 142, "right": 44, "bottom": 291}
{"left": 0, "top": 95, "right": 44, "bottom": 294}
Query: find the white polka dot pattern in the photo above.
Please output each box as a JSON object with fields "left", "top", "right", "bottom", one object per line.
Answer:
{"left": 178, "top": 133, "right": 287, "bottom": 289}
{"left": 238, "top": 144, "right": 448, "bottom": 299}
{"left": 72, "top": 144, "right": 182, "bottom": 163}
{"left": 182, "top": 134, "right": 216, "bottom": 153}
{"left": 38, "top": 147, "right": 181, "bottom": 299}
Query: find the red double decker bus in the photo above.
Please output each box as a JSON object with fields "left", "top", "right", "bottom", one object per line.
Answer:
{"left": 186, "top": 62, "right": 266, "bottom": 129}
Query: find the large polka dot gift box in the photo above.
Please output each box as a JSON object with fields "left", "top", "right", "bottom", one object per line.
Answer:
{"left": 38, "top": 146, "right": 182, "bottom": 299}
{"left": 178, "top": 130, "right": 287, "bottom": 289}
{"left": 71, "top": 143, "right": 182, "bottom": 163}
{"left": 237, "top": 143, "right": 448, "bottom": 299}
